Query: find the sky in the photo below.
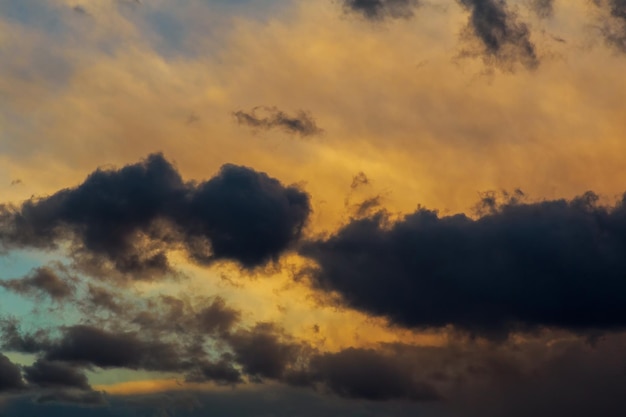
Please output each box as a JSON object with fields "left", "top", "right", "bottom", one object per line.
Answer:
{"left": 1, "top": 0, "right": 626, "bottom": 416}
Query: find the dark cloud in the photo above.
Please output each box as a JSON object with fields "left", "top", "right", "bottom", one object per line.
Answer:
{"left": 195, "top": 297, "right": 241, "bottom": 335}
{"left": 0, "top": 319, "right": 51, "bottom": 354}
{"left": 458, "top": 0, "right": 539, "bottom": 70}
{"left": 350, "top": 172, "right": 369, "bottom": 190}
{"left": 594, "top": 0, "right": 626, "bottom": 52}
{"left": 130, "top": 295, "right": 242, "bottom": 342}
{"left": 185, "top": 357, "right": 243, "bottom": 385}
{"left": 2, "top": 293, "right": 244, "bottom": 385}
{"left": 307, "top": 348, "right": 440, "bottom": 401}
{"left": 71, "top": 5, "right": 88, "bottom": 15}
{"left": 0, "top": 153, "right": 310, "bottom": 276}
{"left": 354, "top": 196, "right": 382, "bottom": 218}
{"left": 227, "top": 323, "right": 304, "bottom": 381}
{"left": 1, "top": 266, "right": 75, "bottom": 301}
{"left": 35, "top": 390, "right": 107, "bottom": 406}
{"left": 23, "top": 359, "right": 90, "bottom": 390}
{"left": 341, "top": 0, "right": 421, "bottom": 20}
{"left": 445, "top": 333, "right": 626, "bottom": 417}
{"left": 302, "top": 191, "right": 626, "bottom": 338}
{"left": 182, "top": 163, "right": 310, "bottom": 268}
{"left": 0, "top": 353, "right": 25, "bottom": 392}
{"left": 82, "top": 284, "right": 126, "bottom": 314}
{"left": 234, "top": 106, "right": 323, "bottom": 137}
{"left": 45, "top": 325, "right": 181, "bottom": 371}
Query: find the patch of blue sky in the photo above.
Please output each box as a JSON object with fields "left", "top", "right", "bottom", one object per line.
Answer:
{"left": 0, "top": 248, "right": 63, "bottom": 280}
{"left": 0, "top": 249, "right": 78, "bottom": 339}
{"left": 0, "top": 0, "right": 72, "bottom": 37}
{"left": 127, "top": 0, "right": 293, "bottom": 59}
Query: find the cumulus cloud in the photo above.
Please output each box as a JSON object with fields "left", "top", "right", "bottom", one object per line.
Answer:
{"left": 0, "top": 153, "right": 311, "bottom": 276}
{"left": 302, "top": 191, "right": 626, "bottom": 338}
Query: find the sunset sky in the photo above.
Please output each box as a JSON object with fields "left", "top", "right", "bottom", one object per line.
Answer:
{"left": 1, "top": 0, "right": 626, "bottom": 416}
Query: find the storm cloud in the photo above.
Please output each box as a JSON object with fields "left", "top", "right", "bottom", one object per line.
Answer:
{"left": 302, "top": 191, "right": 626, "bottom": 337}
{"left": 0, "top": 153, "right": 311, "bottom": 275}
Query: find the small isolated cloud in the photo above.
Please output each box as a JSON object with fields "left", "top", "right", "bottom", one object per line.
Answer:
{"left": 341, "top": 0, "right": 421, "bottom": 20}
{"left": 350, "top": 172, "right": 370, "bottom": 190}
{"left": 234, "top": 106, "right": 323, "bottom": 137}
{"left": 1, "top": 266, "right": 75, "bottom": 301}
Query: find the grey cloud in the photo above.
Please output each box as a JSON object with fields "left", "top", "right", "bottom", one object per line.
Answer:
{"left": 1, "top": 266, "right": 75, "bottom": 301}
{"left": 227, "top": 323, "right": 305, "bottom": 381}
{"left": 45, "top": 325, "right": 182, "bottom": 372}
{"left": 23, "top": 359, "right": 90, "bottom": 390}
{"left": 35, "top": 390, "right": 107, "bottom": 406}
{"left": 458, "top": 0, "right": 539, "bottom": 70}
{"left": 0, "top": 153, "right": 311, "bottom": 276}
{"left": 302, "top": 191, "right": 626, "bottom": 338}
{"left": 0, "top": 353, "right": 25, "bottom": 392}
{"left": 307, "top": 348, "right": 440, "bottom": 401}
{"left": 341, "top": 0, "right": 421, "bottom": 20}
{"left": 594, "top": 0, "right": 626, "bottom": 52}
{"left": 234, "top": 106, "right": 323, "bottom": 137}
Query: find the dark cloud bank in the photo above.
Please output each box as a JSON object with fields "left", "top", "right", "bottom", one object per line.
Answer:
{"left": 302, "top": 191, "right": 626, "bottom": 338}
{"left": 0, "top": 153, "right": 310, "bottom": 276}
